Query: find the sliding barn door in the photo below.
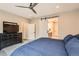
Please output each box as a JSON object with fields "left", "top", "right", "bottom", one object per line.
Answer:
{"left": 39, "top": 19, "right": 48, "bottom": 37}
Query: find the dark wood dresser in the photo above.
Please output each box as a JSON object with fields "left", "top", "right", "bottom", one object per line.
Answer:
{"left": 0, "top": 33, "right": 22, "bottom": 50}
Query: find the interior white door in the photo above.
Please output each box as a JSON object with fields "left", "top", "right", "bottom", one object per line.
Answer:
{"left": 27, "top": 24, "right": 36, "bottom": 40}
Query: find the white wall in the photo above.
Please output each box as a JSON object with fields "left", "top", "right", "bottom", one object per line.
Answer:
{"left": 31, "top": 10, "right": 79, "bottom": 40}
{"left": 0, "top": 10, "right": 29, "bottom": 39}
{"left": 59, "top": 10, "right": 79, "bottom": 39}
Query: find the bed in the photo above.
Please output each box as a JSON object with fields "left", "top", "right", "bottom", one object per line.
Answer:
{"left": 11, "top": 37, "right": 67, "bottom": 56}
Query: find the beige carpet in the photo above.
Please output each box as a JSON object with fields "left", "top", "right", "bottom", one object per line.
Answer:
{"left": 0, "top": 50, "right": 7, "bottom": 56}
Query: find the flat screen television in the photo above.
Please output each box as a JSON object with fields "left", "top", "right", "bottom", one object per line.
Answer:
{"left": 3, "top": 21, "right": 19, "bottom": 33}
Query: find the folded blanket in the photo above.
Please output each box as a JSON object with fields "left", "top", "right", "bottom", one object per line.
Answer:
{"left": 65, "top": 36, "right": 79, "bottom": 56}
{"left": 64, "top": 34, "right": 73, "bottom": 43}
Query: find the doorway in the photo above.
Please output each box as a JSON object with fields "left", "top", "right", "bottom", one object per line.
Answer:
{"left": 27, "top": 24, "right": 36, "bottom": 40}
{"left": 48, "top": 17, "right": 58, "bottom": 39}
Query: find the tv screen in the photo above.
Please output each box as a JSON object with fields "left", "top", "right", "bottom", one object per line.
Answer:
{"left": 3, "top": 21, "right": 19, "bottom": 33}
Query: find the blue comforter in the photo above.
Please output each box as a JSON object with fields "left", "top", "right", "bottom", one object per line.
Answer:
{"left": 11, "top": 38, "right": 67, "bottom": 56}
{"left": 65, "top": 37, "right": 79, "bottom": 56}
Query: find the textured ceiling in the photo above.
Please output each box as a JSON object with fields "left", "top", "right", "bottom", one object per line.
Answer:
{"left": 0, "top": 3, "right": 79, "bottom": 19}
